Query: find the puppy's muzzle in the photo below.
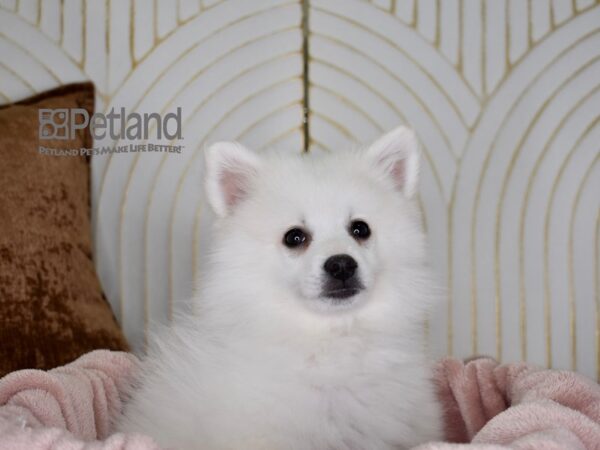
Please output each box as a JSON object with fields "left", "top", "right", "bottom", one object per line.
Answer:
{"left": 321, "top": 254, "right": 363, "bottom": 300}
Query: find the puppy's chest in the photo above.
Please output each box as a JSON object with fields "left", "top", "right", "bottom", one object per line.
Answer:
{"left": 224, "top": 335, "right": 418, "bottom": 422}
{"left": 293, "top": 343, "right": 406, "bottom": 400}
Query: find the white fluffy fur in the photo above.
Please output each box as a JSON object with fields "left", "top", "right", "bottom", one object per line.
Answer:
{"left": 118, "top": 127, "right": 443, "bottom": 449}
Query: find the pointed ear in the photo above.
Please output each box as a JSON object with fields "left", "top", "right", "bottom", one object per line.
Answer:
{"left": 204, "top": 141, "right": 260, "bottom": 217}
{"left": 365, "top": 126, "right": 420, "bottom": 198}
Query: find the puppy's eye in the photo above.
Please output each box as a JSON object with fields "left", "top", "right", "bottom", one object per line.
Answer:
{"left": 283, "top": 228, "right": 309, "bottom": 249}
{"left": 349, "top": 220, "right": 371, "bottom": 240}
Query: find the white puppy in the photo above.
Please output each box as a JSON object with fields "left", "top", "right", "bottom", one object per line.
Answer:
{"left": 119, "top": 127, "right": 443, "bottom": 449}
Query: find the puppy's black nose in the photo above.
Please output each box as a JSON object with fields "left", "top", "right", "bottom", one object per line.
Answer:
{"left": 324, "top": 254, "right": 357, "bottom": 281}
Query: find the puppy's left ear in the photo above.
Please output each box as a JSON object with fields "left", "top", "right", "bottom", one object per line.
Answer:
{"left": 365, "top": 126, "right": 420, "bottom": 198}
{"left": 204, "top": 141, "right": 260, "bottom": 217}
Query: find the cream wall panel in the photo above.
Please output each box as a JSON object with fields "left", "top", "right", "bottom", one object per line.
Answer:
{"left": 394, "top": 0, "right": 415, "bottom": 23}
{"left": 552, "top": 0, "right": 573, "bottom": 23}
{"left": 63, "top": 0, "right": 83, "bottom": 63}
{"left": 0, "top": 0, "right": 598, "bottom": 381}
{"left": 310, "top": 0, "right": 600, "bottom": 381}
{"left": 92, "top": 1, "right": 304, "bottom": 349}
{"left": 439, "top": 0, "right": 459, "bottom": 65}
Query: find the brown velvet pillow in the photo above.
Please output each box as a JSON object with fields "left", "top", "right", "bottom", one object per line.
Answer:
{"left": 0, "top": 83, "right": 128, "bottom": 377}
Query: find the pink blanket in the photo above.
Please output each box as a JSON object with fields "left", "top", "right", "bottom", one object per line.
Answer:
{"left": 0, "top": 351, "right": 598, "bottom": 449}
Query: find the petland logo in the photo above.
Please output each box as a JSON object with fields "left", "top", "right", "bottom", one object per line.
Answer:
{"left": 38, "top": 107, "right": 184, "bottom": 156}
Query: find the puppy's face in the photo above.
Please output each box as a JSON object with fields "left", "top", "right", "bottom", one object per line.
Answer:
{"left": 205, "top": 127, "right": 424, "bottom": 316}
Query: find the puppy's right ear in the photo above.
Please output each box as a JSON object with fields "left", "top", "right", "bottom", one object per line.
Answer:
{"left": 365, "top": 126, "right": 420, "bottom": 198}
{"left": 204, "top": 141, "right": 260, "bottom": 217}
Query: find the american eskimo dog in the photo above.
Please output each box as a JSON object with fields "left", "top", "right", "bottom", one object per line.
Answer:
{"left": 119, "top": 126, "right": 443, "bottom": 449}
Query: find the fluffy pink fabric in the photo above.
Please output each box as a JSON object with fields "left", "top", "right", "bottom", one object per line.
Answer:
{"left": 415, "top": 357, "right": 600, "bottom": 449}
{"left": 0, "top": 351, "right": 160, "bottom": 449}
{"left": 0, "top": 351, "right": 598, "bottom": 449}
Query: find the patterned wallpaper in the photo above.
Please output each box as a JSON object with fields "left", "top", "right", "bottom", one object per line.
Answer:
{"left": 0, "top": 0, "right": 598, "bottom": 380}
